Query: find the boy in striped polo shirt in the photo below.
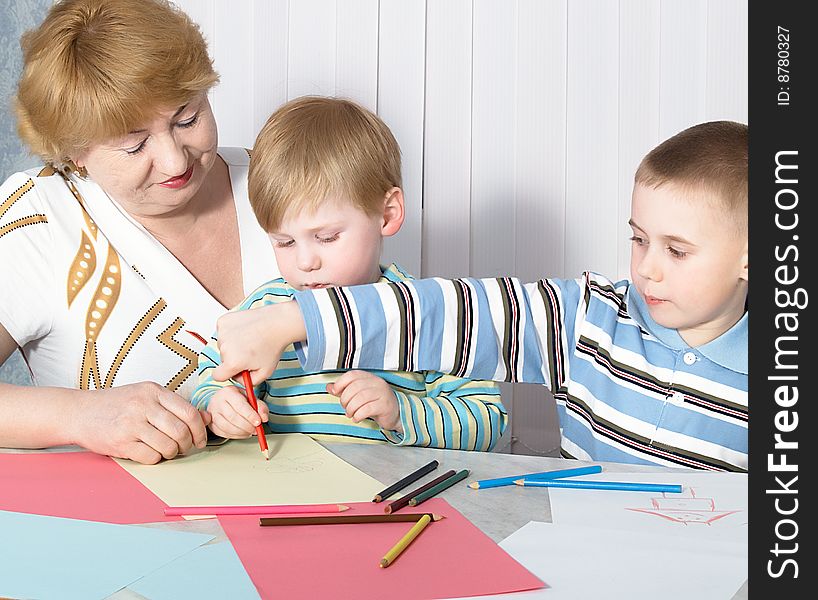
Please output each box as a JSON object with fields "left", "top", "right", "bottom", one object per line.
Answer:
{"left": 210, "top": 120, "right": 748, "bottom": 471}
{"left": 192, "top": 96, "right": 506, "bottom": 450}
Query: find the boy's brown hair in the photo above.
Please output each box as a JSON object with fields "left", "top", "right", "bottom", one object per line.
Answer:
{"left": 15, "top": 0, "right": 218, "bottom": 164}
{"left": 635, "top": 120, "right": 748, "bottom": 234}
{"left": 248, "top": 96, "right": 402, "bottom": 232}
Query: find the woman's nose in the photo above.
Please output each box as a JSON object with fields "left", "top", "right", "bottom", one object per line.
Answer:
{"left": 153, "top": 135, "right": 189, "bottom": 178}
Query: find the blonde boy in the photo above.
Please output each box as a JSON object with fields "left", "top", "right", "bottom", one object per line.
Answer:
{"left": 192, "top": 96, "right": 506, "bottom": 450}
{"left": 209, "top": 120, "right": 748, "bottom": 471}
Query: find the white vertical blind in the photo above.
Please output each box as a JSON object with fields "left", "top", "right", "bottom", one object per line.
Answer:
{"left": 377, "top": 0, "right": 426, "bottom": 275}
{"left": 212, "top": 0, "right": 254, "bottom": 147}
{"left": 618, "top": 0, "right": 661, "bottom": 280}
{"left": 421, "top": 0, "right": 473, "bottom": 279}
{"left": 251, "top": 1, "right": 289, "bottom": 135}
{"left": 660, "top": 0, "right": 710, "bottom": 140}
{"left": 565, "top": 0, "right": 620, "bottom": 280}
{"left": 288, "top": 0, "right": 337, "bottom": 98}
{"left": 173, "top": 0, "right": 748, "bottom": 455}
{"left": 335, "top": 0, "right": 379, "bottom": 109}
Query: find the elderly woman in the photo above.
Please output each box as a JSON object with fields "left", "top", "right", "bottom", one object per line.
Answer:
{"left": 0, "top": 0, "right": 279, "bottom": 463}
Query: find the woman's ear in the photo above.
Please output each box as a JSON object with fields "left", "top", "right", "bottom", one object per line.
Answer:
{"left": 64, "top": 156, "right": 88, "bottom": 178}
{"left": 381, "top": 187, "right": 405, "bottom": 237}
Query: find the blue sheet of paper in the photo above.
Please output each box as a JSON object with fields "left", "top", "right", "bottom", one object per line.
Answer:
{"left": 0, "top": 510, "right": 214, "bottom": 600}
{"left": 131, "top": 541, "right": 260, "bottom": 599}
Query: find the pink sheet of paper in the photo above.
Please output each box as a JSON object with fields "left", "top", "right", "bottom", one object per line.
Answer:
{"left": 0, "top": 452, "right": 179, "bottom": 524}
{"left": 220, "top": 497, "right": 545, "bottom": 599}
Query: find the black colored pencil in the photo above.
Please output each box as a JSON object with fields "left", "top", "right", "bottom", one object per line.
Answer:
{"left": 259, "top": 513, "right": 445, "bottom": 526}
{"left": 385, "top": 469, "right": 457, "bottom": 514}
{"left": 372, "top": 459, "right": 439, "bottom": 502}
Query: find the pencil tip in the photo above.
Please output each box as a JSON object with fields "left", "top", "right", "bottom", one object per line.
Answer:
{"left": 432, "top": 514, "right": 446, "bottom": 521}
{"left": 372, "top": 496, "right": 382, "bottom": 503}
{"left": 513, "top": 479, "right": 524, "bottom": 485}
{"left": 338, "top": 505, "right": 350, "bottom": 511}
{"left": 468, "top": 482, "right": 479, "bottom": 489}
{"left": 262, "top": 449, "right": 270, "bottom": 460}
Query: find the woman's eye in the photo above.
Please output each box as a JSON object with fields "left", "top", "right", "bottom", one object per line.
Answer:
{"left": 125, "top": 140, "right": 147, "bottom": 155}
{"left": 667, "top": 246, "right": 687, "bottom": 259}
{"left": 177, "top": 113, "right": 199, "bottom": 129}
{"left": 275, "top": 240, "right": 294, "bottom": 248}
{"left": 629, "top": 235, "right": 646, "bottom": 245}
{"left": 317, "top": 234, "right": 339, "bottom": 244}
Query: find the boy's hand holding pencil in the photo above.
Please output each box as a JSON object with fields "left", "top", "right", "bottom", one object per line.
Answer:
{"left": 187, "top": 329, "right": 270, "bottom": 459}
{"left": 212, "top": 301, "right": 306, "bottom": 385}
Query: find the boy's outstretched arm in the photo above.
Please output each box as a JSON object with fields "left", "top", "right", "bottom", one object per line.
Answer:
{"left": 290, "top": 277, "right": 566, "bottom": 388}
{"left": 211, "top": 301, "right": 306, "bottom": 385}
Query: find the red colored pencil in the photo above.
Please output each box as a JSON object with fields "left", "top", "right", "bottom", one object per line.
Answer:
{"left": 186, "top": 329, "right": 269, "bottom": 460}
{"left": 241, "top": 370, "right": 270, "bottom": 460}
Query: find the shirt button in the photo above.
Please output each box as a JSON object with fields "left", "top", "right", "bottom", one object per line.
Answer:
{"left": 683, "top": 352, "right": 697, "bottom": 365}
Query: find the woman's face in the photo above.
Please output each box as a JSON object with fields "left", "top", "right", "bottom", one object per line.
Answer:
{"left": 74, "top": 93, "right": 219, "bottom": 219}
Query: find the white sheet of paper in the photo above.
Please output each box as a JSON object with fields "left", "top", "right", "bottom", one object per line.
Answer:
{"left": 546, "top": 471, "right": 748, "bottom": 542}
{"left": 496, "top": 521, "right": 746, "bottom": 600}
{"left": 116, "top": 433, "right": 385, "bottom": 506}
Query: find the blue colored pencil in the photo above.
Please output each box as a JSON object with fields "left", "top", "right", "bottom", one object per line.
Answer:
{"left": 468, "top": 465, "right": 602, "bottom": 490}
{"left": 514, "top": 479, "right": 682, "bottom": 493}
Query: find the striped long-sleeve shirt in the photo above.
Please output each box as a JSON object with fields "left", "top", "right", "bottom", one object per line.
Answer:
{"left": 192, "top": 264, "right": 507, "bottom": 450}
{"left": 292, "top": 272, "right": 748, "bottom": 471}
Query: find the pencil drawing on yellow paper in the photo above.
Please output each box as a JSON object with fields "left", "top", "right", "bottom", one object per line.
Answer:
{"left": 115, "top": 433, "right": 385, "bottom": 507}
{"left": 249, "top": 452, "right": 324, "bottom": 474}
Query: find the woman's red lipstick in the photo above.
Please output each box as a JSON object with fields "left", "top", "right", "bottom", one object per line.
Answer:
{"left": 158, "top": 164, "right": 194, "bottom": 188}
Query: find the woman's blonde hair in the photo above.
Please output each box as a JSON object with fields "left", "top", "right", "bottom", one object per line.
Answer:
{"left": 15, "top": 0, "right": 219, "bottom": 164}
{"left": 248, "top": 96, "right": 402, "bottom": 232}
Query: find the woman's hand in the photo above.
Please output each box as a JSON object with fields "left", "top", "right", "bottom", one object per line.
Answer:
{"left": 207, "top": 386, "right": 270, "bottom": 439}
{"left": 70, "top": 382, "right": 210, "bottom": 464}
{"left": 212, "top": 301, "right": 306, "bottom": 385}
{"left": 327, "top": 371, "right": 402, "bottom": 433}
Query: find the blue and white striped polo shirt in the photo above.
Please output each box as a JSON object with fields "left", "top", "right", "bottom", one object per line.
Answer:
{"left": 294, "top": 272, "right": 747, "bottom": 471}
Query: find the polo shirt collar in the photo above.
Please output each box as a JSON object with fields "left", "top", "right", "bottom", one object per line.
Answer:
{"left": 626, "top": 285, "right": 748, "bottom": 374}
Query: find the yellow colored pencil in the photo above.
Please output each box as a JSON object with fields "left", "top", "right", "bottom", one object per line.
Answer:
{"left": 379, "top": 513, "right": 432, "bottom": 568}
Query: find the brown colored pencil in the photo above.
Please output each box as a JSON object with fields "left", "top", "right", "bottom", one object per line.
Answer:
{"left": 259, "top": 513, "right": 445, "bottom": 526}
{"left": 385, "top": 469, "right": 456, "bottom": 514}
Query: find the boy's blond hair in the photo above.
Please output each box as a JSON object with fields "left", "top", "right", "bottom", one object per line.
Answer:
{"left": 15, "top": 0, "right": 219, "bottom": 164}
{"left": 248, "top": 96, "right": 402, "bottom": 232}
{"left": 635, "top": 120, "right": 748, "bottom": 235}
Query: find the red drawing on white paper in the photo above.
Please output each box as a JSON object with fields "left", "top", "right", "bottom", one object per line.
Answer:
{"left": 626, "top": 488, "right": 741, "bottom": 525}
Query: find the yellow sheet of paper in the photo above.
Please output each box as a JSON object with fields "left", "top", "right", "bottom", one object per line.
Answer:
{"left": 115, "top": 434, "right": 385, "bottom": 507}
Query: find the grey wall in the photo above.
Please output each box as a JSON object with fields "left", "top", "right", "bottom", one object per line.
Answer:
{"left": 0, "top": 0, "right": 50, "bottom": 385}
